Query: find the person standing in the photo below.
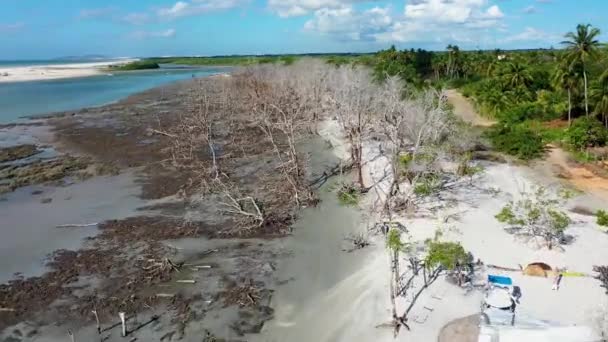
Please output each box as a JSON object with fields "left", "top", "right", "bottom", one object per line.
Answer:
{"left": 552, "top": 273, "right": 563, "bottom": 290}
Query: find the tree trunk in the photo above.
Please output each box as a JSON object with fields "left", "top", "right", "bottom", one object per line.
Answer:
{"left": 568, "top": 88, "right": 572, "bottom": 126}
{"left": 584, "top": 69, "right": 589, "bottom": 117}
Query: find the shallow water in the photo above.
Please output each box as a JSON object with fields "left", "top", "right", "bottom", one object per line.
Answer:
{"left": 0, "top": 172, "right": 147, "bottom": 282}
{"left": 0, "top": 66, "right": 229, "bottom": 123}
{"left": 251, "top": 139, "right": 372, "bottom": 341}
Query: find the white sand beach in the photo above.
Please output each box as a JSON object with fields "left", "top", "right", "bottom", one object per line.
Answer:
{"left": 258, "top": 93, "right": 608, "bottom": 341}
{"left": 0, "top": 60, "right": 137, "bottom": 83}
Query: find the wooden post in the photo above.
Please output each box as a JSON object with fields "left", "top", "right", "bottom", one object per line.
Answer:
{"left": 92, "top": 309, "right": 101, "bottom": 334}
{"left": 119, "top": 312, "right": 127, "bottom": 337}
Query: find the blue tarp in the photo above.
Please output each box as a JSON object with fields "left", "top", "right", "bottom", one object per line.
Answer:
{"left": 488, "top": 274, "right": 513, "bottom": 286}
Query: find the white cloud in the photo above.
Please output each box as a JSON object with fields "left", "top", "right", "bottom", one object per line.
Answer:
{"left": 502, "top": 27, "right": 556, "bottom": 42}
{"left": 375, "top": 0, "right": 506, "bottom": 45}
{"left": 300, "top": 0, "right": 506, "bottom": 46}
{"left": 157, "top": 0, "right": 249, "bottom": 20}
{"left": 122, "top": 12, "right": 151, "bottom": 25}
{"left": 404, "top": 0, "right": 486, "bottom": 24}
{"left": 130, "top": 28, "right": 177, "bottom": 39}
{"left": 268, "top": 0, "right": 372, "bottom": 18}
{"left": 304, "top": 6, "right": 392, "bottom": 40}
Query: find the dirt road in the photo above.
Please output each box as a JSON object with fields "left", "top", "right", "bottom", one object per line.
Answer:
{"left": 445, "top": 89, "right": 495, "bottom": 127}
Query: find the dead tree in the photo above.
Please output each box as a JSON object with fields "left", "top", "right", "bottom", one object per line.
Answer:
{"left": 326, "top": 66, "right": 379, "bottom": 188}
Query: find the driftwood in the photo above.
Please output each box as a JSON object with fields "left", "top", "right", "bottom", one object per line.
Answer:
{"left": 0, "top": 308, "right": 15, "bottom": 312}
{"left": 176, "top": 280, "right": 196, "bottom": 284}
{"left": 156, "top": 293, "right": 175, "bottom": 298}
{"left": 309, "top": 160, "right": 354, "bottom": 189}
{"left": 487, "top": 264, "right": 521, "bottom": 272}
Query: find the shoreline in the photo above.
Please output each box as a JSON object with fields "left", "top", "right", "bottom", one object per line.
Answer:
{"left": 0, "top": 71, "right": 332, "bottom": 340}
{"left": 0, "top": 59, "right": 138, "bottom": 83}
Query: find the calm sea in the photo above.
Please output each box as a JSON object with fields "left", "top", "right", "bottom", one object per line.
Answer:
{"left": 0, "top": 63, "right": 230, "bottom": 123}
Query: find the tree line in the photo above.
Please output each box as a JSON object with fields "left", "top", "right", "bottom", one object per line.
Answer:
{"left": 366, "top": 24, "right": 608, "bottom": 161}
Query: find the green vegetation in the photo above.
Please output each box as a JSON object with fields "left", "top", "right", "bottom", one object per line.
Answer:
{"left": 337, "top": 183, "right": 360, "bottom": 206}
{"left": 110, "top": 60, "right": 160, "bottom": 71}
{"left": 485, "top": 124, "right": 544, "bottom": 160}
{"left": 597, "top": 210, "right": 608, "bottom": 227}
{"left": 566, "top": 116, "right": 608, "bottom": 150}
{"left": 361, "top": 23, "right": 608, "bottom": 162}
{"left": 140, "top": 53, "right": 373, "bottom": 67}
{"left": 495, "top": 187, "right": 572, "bottom": 249}
{"left": 424, "top": 241, "right": 468, "bottom": 271}
{"left": 413, "top": 174, "right": 441, "bottom": 197}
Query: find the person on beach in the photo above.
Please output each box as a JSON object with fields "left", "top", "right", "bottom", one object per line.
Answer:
{"left": 552, "top": 273, "right": 563, "bottom": 290}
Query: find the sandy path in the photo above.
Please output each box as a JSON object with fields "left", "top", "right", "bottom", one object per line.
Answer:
{"left": 445, "top": 89, "right": 495, "bottom": 127}
{"left": 530, "top": 145, "right": 608, "bottom": 204}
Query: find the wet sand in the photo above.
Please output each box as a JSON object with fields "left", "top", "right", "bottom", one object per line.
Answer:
{"left": 0, "top": 171, "right": 146, "bottom": 282}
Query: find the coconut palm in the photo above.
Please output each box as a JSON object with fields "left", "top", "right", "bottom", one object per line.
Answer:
{"left": 591, "top": 70, "right": 608, "bottom": 127}
{"left": 562, "top": 24, "right": 602, "bottom": 116}
{"left": 552, "top": 60, "right": 581, "bottom": 125}
{"left": 500, "top": 60, "right": 533, "bottom": 90}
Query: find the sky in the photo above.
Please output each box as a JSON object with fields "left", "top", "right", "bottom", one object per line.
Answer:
{"left": 0, "top": 0, "right": 607, "bottom": 59}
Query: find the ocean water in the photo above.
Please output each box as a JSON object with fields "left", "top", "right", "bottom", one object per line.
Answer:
{"left": 0, "top": 66, "right": 230, "bottom": 123}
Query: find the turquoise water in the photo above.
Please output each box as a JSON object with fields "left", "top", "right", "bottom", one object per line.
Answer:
{"left": 0, "top": 66, "right": 229, "bottom": 123}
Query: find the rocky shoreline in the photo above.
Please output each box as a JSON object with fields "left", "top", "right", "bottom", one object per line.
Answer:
{"left": 0, "top": 74, "right": 327, "bottom": 341}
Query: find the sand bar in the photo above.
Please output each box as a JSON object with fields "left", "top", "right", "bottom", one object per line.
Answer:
{"left": 0, "top": 59, "right": 137, "bottom": 83}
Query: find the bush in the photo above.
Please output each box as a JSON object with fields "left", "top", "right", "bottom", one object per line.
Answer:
{"left": 496, "top": 101, "right": 543, "bottom": 124}
{"left": 486, "top": 123, "right": 544, "bottom": 160}
{"left": 597, "top": 210, "right": 608, "bottom": 227}
{"left": 566, "top": 117, "right": 608, "bottom": 150}
{"left": 337, "top": 183, "right": 360, "bottom": 206}
{"left": 111, "top": 61, "right": 160, "bottom": 71}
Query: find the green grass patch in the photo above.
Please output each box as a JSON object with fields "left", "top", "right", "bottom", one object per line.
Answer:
{"left": 337, "top": 183, "right": 360, "bottom": 206}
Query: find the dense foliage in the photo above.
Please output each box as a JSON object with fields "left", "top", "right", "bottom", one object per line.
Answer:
{"left": 110, "top": 60, "right": 160, "bottom": 71}
{"left": 356, "top": 24, "right": 608, "bottom": 161}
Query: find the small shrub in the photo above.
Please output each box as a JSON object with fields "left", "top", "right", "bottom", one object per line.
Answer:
{"left": 485, "top": 123, "right": 544, "bottom": 160}
{"left": 413, "top": 175, "right": 441, "bottom": 197}
{"left": 597, "top": 210, "right": 608, "bottom": 227}
{"left": 497, "top": 101, "right": 543, "bottom": 124}
{"left": 337, "top": 183, "right": 360, "bottom": 206}
{"left": 567, "top": 117, "right": 608, "bottom": 150}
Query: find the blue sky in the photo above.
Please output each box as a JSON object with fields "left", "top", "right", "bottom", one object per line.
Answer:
{"left": 1, "top": 0, "right": 607, "bottom": 59}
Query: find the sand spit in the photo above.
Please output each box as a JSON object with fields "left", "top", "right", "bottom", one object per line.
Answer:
{"left": 0, "top": 60, "right": 137, "bottom": 83}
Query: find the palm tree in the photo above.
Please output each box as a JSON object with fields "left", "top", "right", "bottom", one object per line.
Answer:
{"left": 500, "top": 60, "right": 533, "bottom": 90}
{"left": 552, "top": 60, "right": 581, "bottom": 125}
{"left": 562, "top": 24, "right": 602, "bottom": 117}
{"left": 591, "top": 70, "right": 608, "bottom": 128}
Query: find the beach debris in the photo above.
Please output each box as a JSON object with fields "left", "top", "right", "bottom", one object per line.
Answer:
{"left": 91, "top": 309, "right": 101, "bottom": 334}
{"left": 119, "top": 312, "right": 127, "bottom": 337}
{"left": 176, "top": 280, "right": 196, "bottom": 284}
{"left": 221, "top": 279, "right": 261, "bottom": 307}
{"left": 343, "top": 232, "right": 370, "bottom": 252}
{"left": 68, "top": 329, "right": 75, "bottom": 342}
{"left": 594, "top": 265, "right": 608, "bottom": 295}
{"left": 156, "top": 293, "right": 175, "bottom": 298}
